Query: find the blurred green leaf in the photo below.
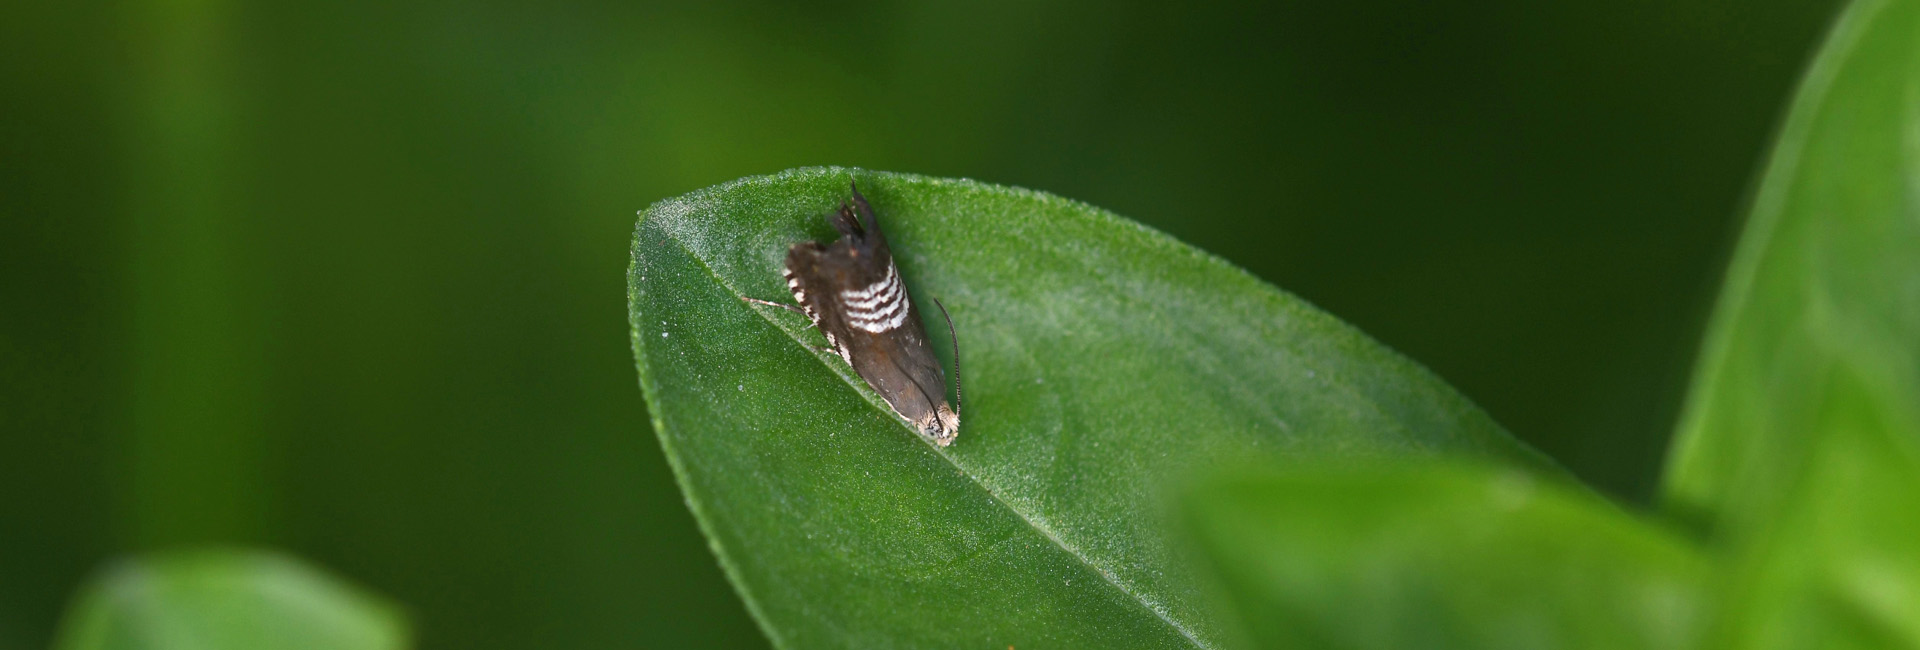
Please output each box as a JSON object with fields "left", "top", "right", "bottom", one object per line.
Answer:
{"left": 1661, "top": 0, "right": 1920, "bottom": 645}
{"left": 628, "top": 168, "right": 1557, "bottom": 648}
{"left": 1183, "top": 462, "right": 1714, "bottom": 650}
{"left": 53, "top": 550, "right": 408, "bottom": 650}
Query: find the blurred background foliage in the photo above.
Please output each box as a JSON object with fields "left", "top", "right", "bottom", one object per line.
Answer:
{"left": 1, "top": 0, "right": 1845, "bottom": 648}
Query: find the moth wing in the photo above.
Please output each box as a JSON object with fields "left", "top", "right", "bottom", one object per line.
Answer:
{"left": 784, "top": 241, "right": 855, "bottom": 362}
{"left": 827, "top": 201, "right": 863, "bottom": 238}
{"left": 821, "top": 255, "right": 950, "bottom": 436}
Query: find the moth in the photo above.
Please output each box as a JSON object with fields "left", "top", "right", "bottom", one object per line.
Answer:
{"left": 744, "top": 183, "right": 963, "bottom": 446}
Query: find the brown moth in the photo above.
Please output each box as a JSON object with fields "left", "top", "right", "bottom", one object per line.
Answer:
{"left": 745, "top": 183, "right": 962, "bottom": 446}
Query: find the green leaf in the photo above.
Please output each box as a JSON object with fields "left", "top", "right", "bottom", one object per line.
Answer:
{"left": 53, "top": 550, "right": 409, "bottom": 650}
{"left": 628, "top": 168, "right": 1557, "bottom": 648}
{"left": 1716, "top": 384, "right": 1920, "bottom": 649}
{"left": 1661, "top": 0, "right": 1920, "bottom": 645}
{"left": 1182, "top": 462, "right": 1715, "bottom": 650}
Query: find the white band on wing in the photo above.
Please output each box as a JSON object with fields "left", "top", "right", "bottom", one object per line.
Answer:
{"left": 841, "top": 264, "right": 910, "bottom": 333}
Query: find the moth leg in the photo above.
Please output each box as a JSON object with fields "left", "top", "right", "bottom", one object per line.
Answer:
{"left": 741, "top": 296, "right": 812, "bottom": 323}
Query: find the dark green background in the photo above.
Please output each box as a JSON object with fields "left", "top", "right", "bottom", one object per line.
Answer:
{"left": 0, "top": 0, "right": 1842, "bottom": 648}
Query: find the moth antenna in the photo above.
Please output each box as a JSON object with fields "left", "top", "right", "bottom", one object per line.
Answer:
{"left": 932, "top": 297, "right": 961, "bottom": 419}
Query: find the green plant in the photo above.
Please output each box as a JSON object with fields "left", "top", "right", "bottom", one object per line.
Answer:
{"left": 46, "top": 0, "right": 1915, "bottom": 646}
{"left": 624, "top": 0, "right": 1920, "bottom": 647}
{"left": 53, "top": 551, "right": 407, "bottom": 650}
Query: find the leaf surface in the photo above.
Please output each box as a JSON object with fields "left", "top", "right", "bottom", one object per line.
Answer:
{"left": 1662, "top": 0, "right": 1920, "bottom": 645}
{"left": 54, "top": 550, "right": 408, "bottom": 650}
{"left": 1183, "top": 463, "right": 1714, "bottom": 650}
{"left": 629, "top": 168, "right": 1555, "bottom": 648}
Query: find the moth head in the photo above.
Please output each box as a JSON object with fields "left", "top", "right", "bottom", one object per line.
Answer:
{"left": 919, "top": 403, "right": 960, "bottom": 447}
